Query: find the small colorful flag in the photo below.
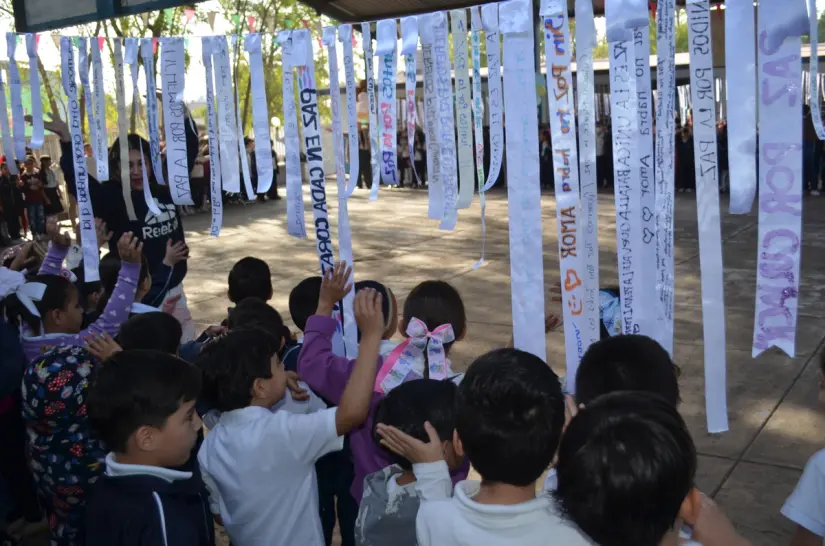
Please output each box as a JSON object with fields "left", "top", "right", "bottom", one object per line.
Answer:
{"left": 248, "top": 16, "right": 256, "bottom": 33}
{"left": 97, "top": 36, "right": 105, "bottom": 51}
{"left": 184, "top": 8, "right": 196, "bottom": 24}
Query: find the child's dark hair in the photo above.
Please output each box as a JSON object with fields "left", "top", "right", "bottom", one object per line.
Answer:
{"left": 72, "top": 262, "right": 102, "bottom": 311}
{"left": 456, "top": 348, "right": 564, "bottom": 486}
{"left": 97, "top": 253, "right": 149, "bottom": 313}
{"left": 195, "top": 328, "right": 280, "bottom": 412}
{"left": 403, "top": 281, "right": 466, "bottom": 369}
{"left": 575, "top": 335, "right": 680, "bottom": 407}
{"left": 87, "top": 349, "right": 201, "bottom": 453}
{"left": 2, "top": 274, "right": 77, "bottom": 335}
{"left": 288, "top": 276, "right": 322, "bottom": 332}
{"left": 228, "top": 257, "right": 272, "bottom": 303}
{"left": 227, "top": 298, "right": 286, "bottom": 346}
{"left": 117, "top": 312, "right": 183, "bottom": 354}
{"left": 555, "top": 392, "right": 696, "bottom": 546}
{"left": 373, "top": 379, "right": 458, "bottom": 470}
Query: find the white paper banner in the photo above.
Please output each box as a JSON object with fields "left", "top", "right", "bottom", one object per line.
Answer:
{"left": 213, "top": 36, "right": 240, "bottom": 194}
{"left": 575, "top": 0, "right": 602, "bottom": 352}
{"left": 500, "top": 0, "right": 547, "bottom": 361}
{"left": 376, "top": 19, "right": 399, "bottom": 186}
{"left": 753, "top": 0, "right": 804, "bottom": 360}
{"left": 78, "top": 39, "right": 97, "bottom": 174}
{"left": 61, "top": 38, "right": 99, "bottom": 282}
{"left": 232, "top": 36, "right": 254, "bottom": 200}
{"left": 687, "top": 0, "right": 728, "bottom": 433}
{"left": 278, "top": 32, "right": 306, "bottom": 238}
{"left": 470, "top": 8, "right": 488, "bottom": 267}
{"left": 655, "top": 0, "right": 676, "bottom": 356}
{"left": 7, "top": 34, "right": 26, "bottom": 162}
{"left": 0, "top": 70, "right": 16, "bottom": 176}
{"left": 433, "top": 12, "right": 459, "bottom": 230}
{"left": 420, "top": 19, "right": 444, "bottom": 220}
{"left": 202, "top": 37, "right": 223, "bottom": 237}
{"left": 362, "top": 23, "right": 381, "bottom": 200}
{"left": 91, "top": 40, "right": 109, "bottom": 181}
{"left": 339, "top": 24, "right": 360, "bottom": 196}
{"left": 139, "top": 39, "right": 166, "bottom": 187}
{"left": 113, "top": 39, "right": 137, "bottom": 222}
{"left": 481, "top": 4, "right": 504, "bottom": 192}
{"left": 810, "top": 0, "right": 825, "bottom": 140}
{"left": 401, "top": 16, "right": 423, "bottom": 189}
{"left": 608, "top": 39, "right": 645, "bottom": 336}
{"left": 160, "top": 37, "right": 193, "bottom": 206}
{"left": 451, "top": 10, "right": 475, "bottom": 210}
{"left": 26, "top": 34, "right": 44, "bottom": 150}
{"left": 244, "top": 33, "right": 274, "bottom": 195}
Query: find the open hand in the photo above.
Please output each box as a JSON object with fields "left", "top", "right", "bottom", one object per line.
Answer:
{"left": 316, "top": 261, "right": 352, "bottom": 316}
{"left": 117, "top": 232, "right": 143, "bottom": 264}
{"left": 163, "top": 240, "right": 189, "bottom": 267}
{"left": 286, "top": 371, "right": 310, "bottom": 402}
{"left": 376, "top": 421, "right": 445, "bottom": 464}
{"left": 354, "top": 288, "right": 384, "bottom": 339}
{"left": 46, "top": 217, "right": 71, "bottom": 247}
{"left": 84, "top": 333, "right": 123, "bottom": 361}
{"left": 29, "top": 114, "right": 70, "bottom": 142}
{"left": 95, "top": 219, "right": 113, "bottom": 249}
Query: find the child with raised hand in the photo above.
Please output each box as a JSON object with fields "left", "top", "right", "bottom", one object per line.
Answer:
{"left": 85, "top": 350, "right": 214, "bottom": 546}
{"left": 356, "top": 379, "right": 461, "bottom": 546}
{"left": 197, "top": 287, "right": 385, "bottom": 546}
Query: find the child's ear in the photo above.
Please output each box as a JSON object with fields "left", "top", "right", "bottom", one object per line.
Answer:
{"left": 251, "top": 377, "right": 268, "bottom": 400}
{"left": 135, "top": 425, "right": 156, "bottom": 452}
{"left": 452, "top": 430, "right": 465, "bottom": 459}
{"left": 678, "top": 487, "right": 703, "bottom": 527}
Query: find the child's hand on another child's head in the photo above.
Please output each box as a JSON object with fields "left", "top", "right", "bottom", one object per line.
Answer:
{"left": 354, "top": 288, "right": 384, "bottom": 340}
{"left": 117, "top": 232, "right": 144, "bottom": 264}
{"left": 84, "top": 333, "right": 123, "bottom": 362}
{"left": 163, "top": 240, "right": 189, "bottom": 267}
{"left": 376, "top": 421, "right": 445, "bottom": 464}
{"left": 285, "top": 371, "right": 310, "bottom": 402}
{"left": 317, "top": 261, "right": 353, "bottom": 316}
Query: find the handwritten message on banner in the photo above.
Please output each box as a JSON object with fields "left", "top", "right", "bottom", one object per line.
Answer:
{"left": 161, "top": 38, "right": 193, "bottom": 206}
{"left": 421, "top": 22, "right": 444, "bottom": 221}
{"left": 452, "top": 10, "right": 475, "bottom": 210}
{"left": 201, "top": 37, "right": 223, "bottom": 237}
{"left": 433, "top": 13, "right": 459, "bottom": 230}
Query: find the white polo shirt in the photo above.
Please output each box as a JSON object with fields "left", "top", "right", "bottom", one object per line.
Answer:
{"left": 198, "top": 405, "right": 343, "bottom": 546}
{"left": 782, "top": 448, "right": 825, "bottom": 539}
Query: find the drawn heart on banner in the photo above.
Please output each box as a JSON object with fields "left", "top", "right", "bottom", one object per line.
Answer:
{"left": 643, "top": 227, "right": 655, "bottom": 244}
{"left": 642, "top": 206, "right": 653, "bottom": 223}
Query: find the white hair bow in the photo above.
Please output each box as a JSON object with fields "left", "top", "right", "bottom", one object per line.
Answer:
{"left": 0, "top": 268, "right": 46, "bottom": 318}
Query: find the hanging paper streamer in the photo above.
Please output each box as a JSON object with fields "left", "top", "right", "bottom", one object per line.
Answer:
{"left": 686, "top": 0, "right": 727, "bottom": 433}
{"left": 361, "top": 23, "right": 381, "bottom": 200}
{"left": 61, "top": 38, "right": 99, "bottom": 282}
{"left": 420, "top": 17, "right": 443, "bottom": 221}
{"left": 278, "top": 31, "right": 306, "bottom": 238}
{"left": 324, "top": 26, "right": 358, "bottom": 359}
{"left": 433, "top": 12, "right": 459, "bottom": 231}
{"left": 232, "top": 35, "right": 255, "bottom": 200}
{"left": 113, "top": 39, "right": 137, "bottom": 222}
{"left": 655, "top": 0, "right": 676, "bottom": 356}
{"left": 633, "top": 26, "right": 657, "bottom": 338}
{"left": 245, "top": 33, "right": 275, "bottom": 195}
{"left": 0, "top": 70, "right": 16, "bottom": 175}
{"left": 376, "top": 19, "right": 399, "bottom": 186}
{"left": 202, "top": 37, "right": 224, "bottom": 237}
{"left": 809, "top": 0, "right": 825, "bottom": 140}
{"left": 481, "top": 5, "right": 504, "bottom": 192}
{"left": 541, "top": 0, "right": 589, "bottom": 386}
{"left": 160, "top": 37, "right": 193, "bottom": 206}
{"left": 91, "top": 40, "right": 109, "bottom": 181}
{"left": 140, "top": 38, "right": 166, "bottom": 187}
{"left": 184, "top": 8, "right": 195, "bottom": 23}
{"left": 500, "top": 0, "right": 547, "bottom": 360}
{"left": 339, "top": 24, "right": 360, "bottom": 196}
{"left": 574, "top": 0, "right": 601, "bottom": 352}
{"left": 607, "top": 38, "right": 645, "bottom": 336}
{"left": 77, "top": 38, "right": 98, "bottom": 180}
{"left": 753, "top": 0, "right": 804, "bottom": 360}
{"left": 25, "top": 34, "right": 44, "bottom": 150}
{"left": 606, "top": 0, "right": 648, "bottom": 41}
{"left": 6, "top": 34, "right": 26, "bottom": 162}
{"left": 470, "top": 8, "right": 488, "bottom": 268}
{"left": 401, "top": 16, "right": 423, "bottom": 188}
{"left": 212, "top": 36, "right": 241, "bottom": 194}
{"left": 451, "top": 9, "right": 474, "bottom": 210}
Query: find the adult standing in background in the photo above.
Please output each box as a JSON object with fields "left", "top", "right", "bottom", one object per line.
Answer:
{"left": 40, "top": 155, "right": 64, "bottom": 217}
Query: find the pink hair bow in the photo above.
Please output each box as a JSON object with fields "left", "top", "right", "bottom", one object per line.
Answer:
{"left": 374, "top": 317, "right": 455, "bottom": 394}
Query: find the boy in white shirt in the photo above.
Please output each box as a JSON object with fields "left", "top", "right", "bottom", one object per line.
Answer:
{"left": 196, "top": 283, "right": 385, "bottom": 546}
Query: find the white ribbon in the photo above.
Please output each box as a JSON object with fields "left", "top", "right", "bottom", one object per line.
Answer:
{"left": 451, "top": 9, "right": 474, "bottom": 210}
{"left": 0, "top": 70, "right": 16, "bottom": 176}
{"left": 433, "top": 12, "right": 459, "bottom": 231}
{"left": 160, "top": 37, "right": 193, "bottom": 206}
{"left": 608, "top": 39, "right": 645, "bottom": 336}
{"left": 231, "top": 36, "right": 255, "bottom": 200}
{"left": 78, "top": 38, "right": 97, "bottom": 175}
{"left": 500, "top": 0, "right": 547, "bottom": 361}
{"left": 25, "top": 34, "right": 44, "bottom": 150}
{"left": 687, "top": 0, "right": 727, "bottom": 433}
{"left": 420, "top": 18, "right": 443, "bottom": 221}
{"left": 7, "top": 34, "right": 26, "bottom": 163}
{"left": 244, "top": 34, "right": 274, "bottom": 195}
{"left": 202, "top": 37, "right": 224, "bottom": 237}
{"left": 362, "top": 23, "right": 381, "bottom": 201}
{"left": 278, "top": 31, "right": 306, "bottom": 238}
{"left": 542, "top": 0, "right": 589, "bottom": 386}
{"left": 470, "top": 8, "right": 488, "bottom": 268}
{"left": 753, "top": 0, "right": 804, "bottom": 361}
{"left": 213, "top": 36, "right": 240, "bottom": 194}
{"left": 633, "top": 27, "right": 657, "bottom": 339}
{"left": 324, "top": 26, "right": 358, "bottom": 358}
{"left": 113, "top": 39, "right": 137, "bottom": 221}
{"left": 482, "top": 6, "right": 504, "bottom": 193}
{"left": 655, "top": 0, "right": 677, "bottom": 356}
{"left": 91, "top": 39, "right": 109, "bottom": 181}
{"left": 401, "top": 16, "right": 423, "bottom": 189}
{"left": 575, "top": 0, "right": 602, "bottom": 353}
{"left": 810, "top": 0, "right": 825, "bottom": 141}
{"left": 61, "top": 37, "right": 100, "bottom": 283}
{"left": 339, "top": 24, "right": 360, "bottom": 196}
{"left": 376, "top": 19, "right": 399, "bottom": 186}
{"left": 140, "top": 38, "right": 166, "bottom": 187}
{"left": 0, "top": 268, "right": 45, "bottom": 318}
